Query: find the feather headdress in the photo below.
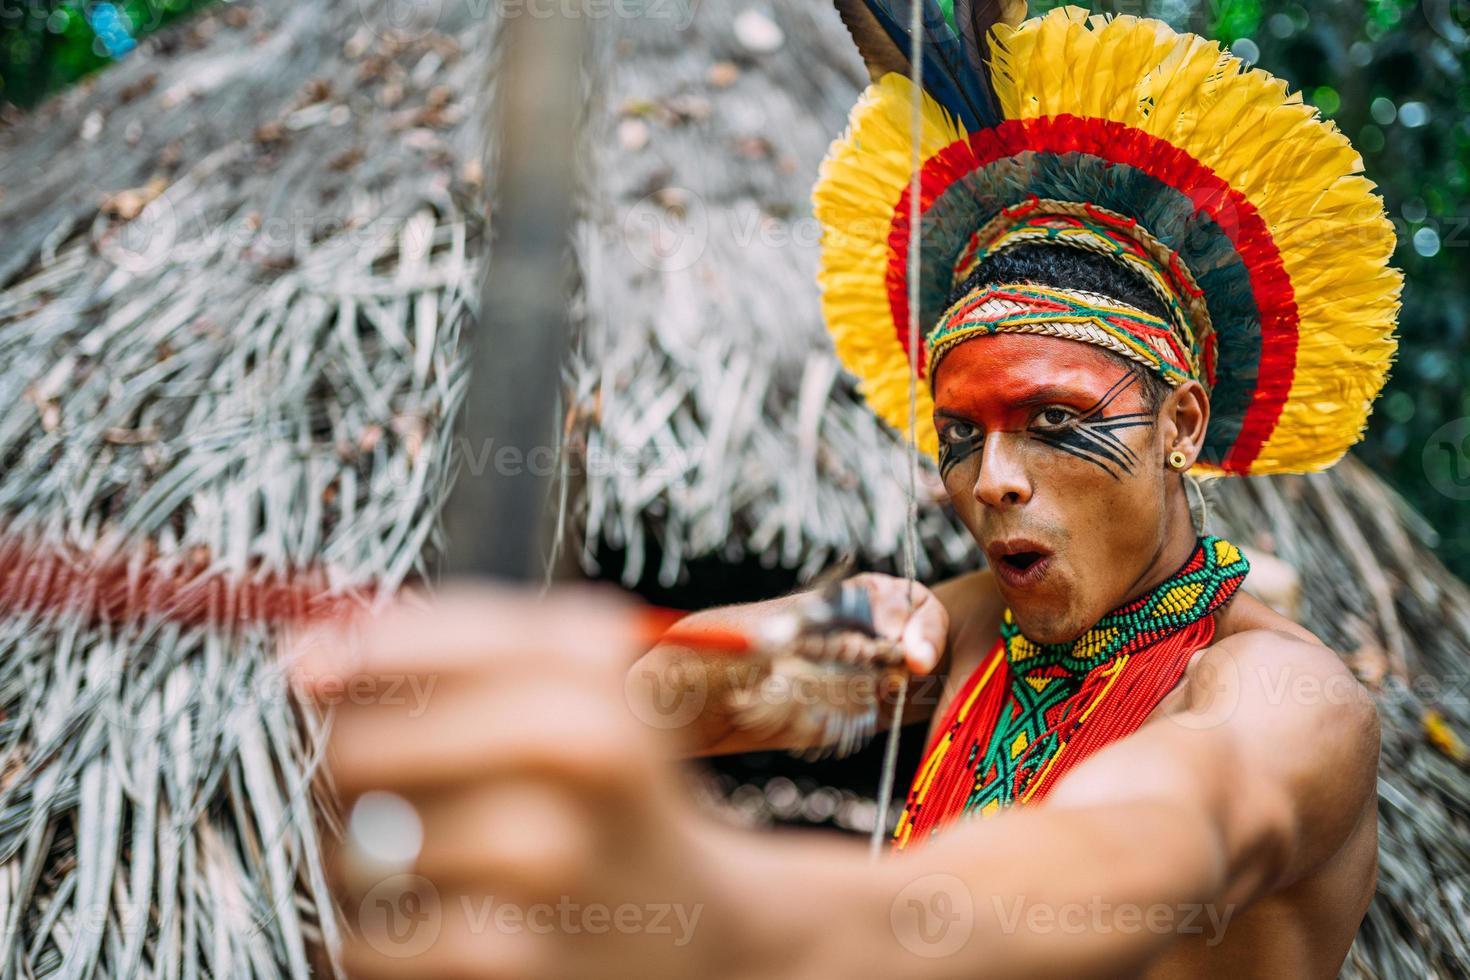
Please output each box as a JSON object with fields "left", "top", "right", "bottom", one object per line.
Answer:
{"left": 815, "top": 2, "right": 1401, "bottom": 476}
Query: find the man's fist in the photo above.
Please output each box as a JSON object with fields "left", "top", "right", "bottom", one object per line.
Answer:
{"left": 844, "top": 573, "right": 949, "bottom": 676}
{"left": 285, "top": 587, "right": 748, "bottom": 979}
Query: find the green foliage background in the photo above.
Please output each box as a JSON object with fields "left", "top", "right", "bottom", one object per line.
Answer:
{"left": 0, "top": 0, "right": 217, "bottom": 107}
{"left": 3, "top": 0, "right": 1467, "bottom": 576}
{"left": 1222, "top": 0, "right": 1470, "bottom": 578}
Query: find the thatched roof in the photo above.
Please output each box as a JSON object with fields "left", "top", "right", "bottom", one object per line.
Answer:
{"left": 0, "top": 0, "right": 1465, "bottom": 977}
{"left": 0, "top": 1, "right": 480, "bottom": 974}
{"left": 569, "top": 2, "right": 979, "bottom": 587}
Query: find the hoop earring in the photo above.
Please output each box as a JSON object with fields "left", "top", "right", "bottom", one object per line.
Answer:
{"left": 1168, "top": 449, "right": 1189, "bottom": 470}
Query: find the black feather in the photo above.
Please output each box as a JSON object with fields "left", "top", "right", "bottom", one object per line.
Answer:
{"left": 831, "top": 1, "right": 1009, "bottom": 131}
{"left": 953, "top": 0, "right": 1026, "bottom": 120}
{"left": 834, "top": 0, "right": 913, "bottom": 82}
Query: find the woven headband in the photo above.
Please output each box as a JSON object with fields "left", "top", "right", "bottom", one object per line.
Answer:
{"left": 934, "top": 198, "right": 1216, "bottom": 389}
{"left": 927, "top": 284, "right": 1194, "bottom": 387}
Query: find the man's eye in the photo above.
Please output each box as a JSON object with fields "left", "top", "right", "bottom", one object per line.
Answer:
{"left": 1038, "top": 407, "right": 1074, "bottom": 428}
{"left": 942, "top": 422, "right": 979, "bottom": 444}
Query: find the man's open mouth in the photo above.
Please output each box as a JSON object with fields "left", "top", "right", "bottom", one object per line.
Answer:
{"left": 1001, "top": 551, "right": 1045, "bottom": 572}
{"left": 988, "top": 540, "right": 1054, "bottom": 590}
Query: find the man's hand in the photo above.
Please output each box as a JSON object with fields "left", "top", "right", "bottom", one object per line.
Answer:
{"left": 279, "top": 585, "right": 1378, "bottom": 980}
{"left": 634, "top": 573, "right": 950, "bottom": 757}
{"left": 847, "top": 572, "right": 950, "bottom": 675}
{"left": 286, "top": 587, "right": 763, "bottom": 979}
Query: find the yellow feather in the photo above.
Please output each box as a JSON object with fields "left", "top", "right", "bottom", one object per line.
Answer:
{"left": 814, "top": 75, "right": 965, "bottom": 457}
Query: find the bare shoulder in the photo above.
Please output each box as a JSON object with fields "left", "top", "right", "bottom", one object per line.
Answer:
{"left": 1172, "top": 591, "right": 1371, "bottom": 726}
{"left": 1212, "top": 588, "right": 1320, "bottom": 646}
{"left": 1168, "top": 588, "right": 1378, "bottom": 773}
{"left": 1180, "top": 607, "right": 1380, "bottom": 818}
{"left": 1198, "top": 631, "right": 1373, "bottom": 724}
{"left": 1169, "top": 608, "right": 1381, "bottom": 882}
{"left": 1184, "top": 601, "right": 1377, "bottom": 742}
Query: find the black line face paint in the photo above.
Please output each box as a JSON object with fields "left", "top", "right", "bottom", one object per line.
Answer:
{"left": 938, "top": 421, "right": 983, "bottom": 480}
{"left": 936, "top": 370, "right": 1155, "bottom": 484}
{"left": 1027, "top": 371, "right": 1155, "bottom": 481}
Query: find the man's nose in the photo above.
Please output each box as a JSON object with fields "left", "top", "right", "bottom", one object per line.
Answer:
{"left": 974, "top": 433, "right": 1033, "bottom": 509}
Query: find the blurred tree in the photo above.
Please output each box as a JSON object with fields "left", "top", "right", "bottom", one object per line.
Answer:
{"left": 0, "top": 0, "right": 218, "bottom": 107}
{"left": 1203, "top": 0, "right": 1470, "bottom": 579}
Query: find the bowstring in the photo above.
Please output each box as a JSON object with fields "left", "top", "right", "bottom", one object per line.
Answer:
{"left": 869, "top": 0, "right": 925, "bottom": 862}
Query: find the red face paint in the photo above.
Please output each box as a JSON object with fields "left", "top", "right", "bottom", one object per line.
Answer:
{"left": 932, "top": 335, "right": 1147, "bottom": 439}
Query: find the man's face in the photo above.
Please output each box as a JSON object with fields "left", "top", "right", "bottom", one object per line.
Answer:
{"left": 931, "top": 334, "right": 1171, "bottom": 643}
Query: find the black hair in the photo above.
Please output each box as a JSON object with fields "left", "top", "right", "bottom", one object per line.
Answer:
{"left": 944, "top": 243, "right": 1174, "bottom": 412}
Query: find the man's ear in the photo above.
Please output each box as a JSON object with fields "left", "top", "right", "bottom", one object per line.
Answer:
{"left": 1160, "top": 380, "right": 1210, "bottom": 468}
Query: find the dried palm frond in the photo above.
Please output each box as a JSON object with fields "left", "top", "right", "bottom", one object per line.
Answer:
{"left": 0, "top": 2, "right": 484, "bottom": 974}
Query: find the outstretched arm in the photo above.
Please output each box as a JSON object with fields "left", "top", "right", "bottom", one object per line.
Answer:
{"left": 298, "top": 588, "right": 1376, "bottom": 980}
{"left": 732, "top": 630, "right": 1380, "bottom": 979}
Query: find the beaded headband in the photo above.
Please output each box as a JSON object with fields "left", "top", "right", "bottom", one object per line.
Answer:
{"left": 954, "top": 199, "right": 1217, "bottom": 381}
{"left": 926, "top": 284, "right": 1194, "bottom": 386}
{"left": 937, "top": 197, "right": 1216, "bottom": 390}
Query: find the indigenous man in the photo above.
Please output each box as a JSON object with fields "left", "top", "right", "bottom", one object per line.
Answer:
{"left": 297, "top": 5, "right": 1400, "bottom": 978}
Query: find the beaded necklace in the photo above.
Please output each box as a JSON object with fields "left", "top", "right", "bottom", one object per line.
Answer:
{"left": 894, "top": 536, "right": 1250, "bottom": 851}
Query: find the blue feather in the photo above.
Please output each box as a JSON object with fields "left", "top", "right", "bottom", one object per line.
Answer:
{"left": 856, "top": 0, "right": 1000, "bottom": 131}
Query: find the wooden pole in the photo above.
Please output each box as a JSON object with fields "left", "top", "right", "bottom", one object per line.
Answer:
{"left": 443, "top": 3, "right": 587, "bottom": 581}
